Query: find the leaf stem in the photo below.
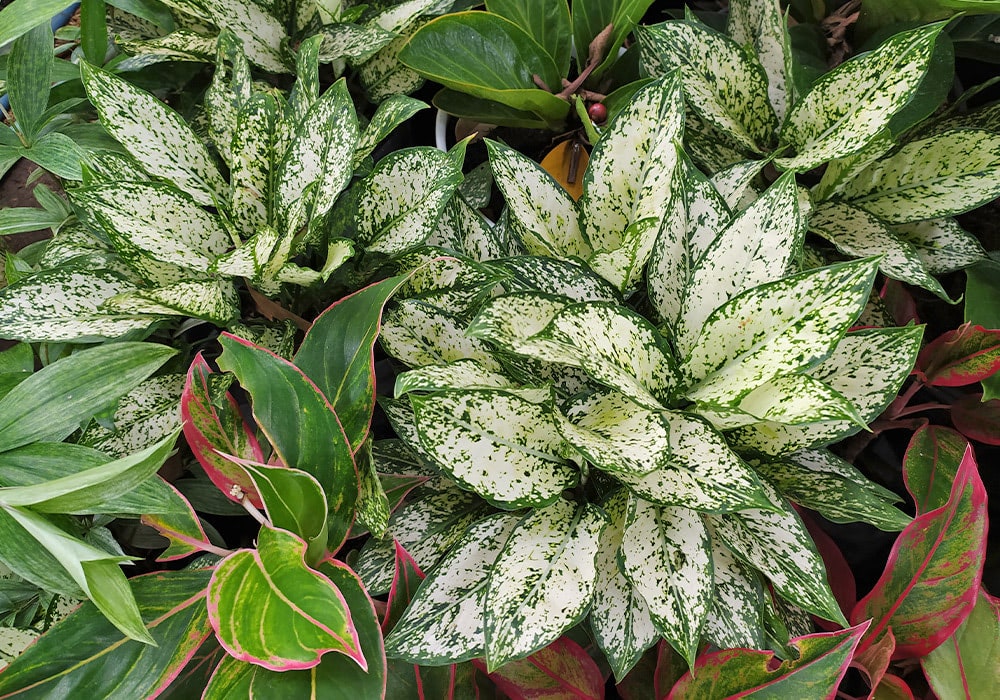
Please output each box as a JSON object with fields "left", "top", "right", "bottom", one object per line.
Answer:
{"left": 885, "top": 379, "right": 923, "bottom": 419}
{"left": 573, "top": 96, "right": 602, "bottom": 146}
{"left": 240, "top": 496, "right": 269, "bottom": 527}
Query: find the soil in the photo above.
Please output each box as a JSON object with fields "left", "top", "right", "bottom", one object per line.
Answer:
{"left": 0, "top": 159, "right": 59, "bottom": 253}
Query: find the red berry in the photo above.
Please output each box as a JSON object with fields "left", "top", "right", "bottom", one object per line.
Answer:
{"left": 587, "top": 102, "right": 607, "bottom": 124}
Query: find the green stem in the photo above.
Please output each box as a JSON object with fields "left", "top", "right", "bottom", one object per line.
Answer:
{"left": 573, "top": 95, "right": 601, "bottom": 146}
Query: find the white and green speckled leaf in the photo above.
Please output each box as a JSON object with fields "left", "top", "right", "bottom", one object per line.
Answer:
{"left": 317, "top": 22, "right": 394, "bottom": 64}
{"left": 0, "top": 268, "right": 159, "bottom": 342}
{"left": 682, "top": 258, "right": 880, "bottom": 407}
{"left": 355, "top": 95, "right": 427, "bottom": 166}
{"left": 730, "top": 326, "right": 924, "bottom": 455}
{"left": 587, "top": 217, "right": 663, "bottom": 293}
{"left": 275, "top": 79, "right": 358, "bottom": 234}
{"left": 710, "top": 159, "right": 766, "bottom": 212}
{"left": 70, "top": 182, "right": 231, "bottom": 273}
{"left": 810, "top": 201, "right": 950, "bottom": 299}
{"left": 579, "top": 74, "right": 683, "bottom": 257}
{"left": 620, "top": 498, "right": 711, "bottom": 667}
{"left": 380, "top": 300, "right": 502, "bottom": 371}
{"left": 78, "top": 374, "right": 183, "bottom": 457}
{"left": 676, "top": 172, "right": 806, "bottom": 356}
{"left": 777, "top": 23, "right": 943, "bottom": 171}
{"left": 467, "top": 292, "right": 578, "bottom": 366}
{"left": 616, "top": 411, "right": 773, "bottom": 513}
{"left": 369, "top": 0, "right": 442, "bottom": 34}
{"left": 80, "top": 63, "right": 227, "bottom": 206}
{"left": 103, "top": 278, "right": 240, "bottom": 325}
{"left": 384, "top": 512, "right": 520, "bottom": 664}
{"left": 812, "top": 128, "right": 895, "bottom": 201}
{"left": 356, "top": 146, "right": 464, "bottom": 255}
{"left": 706, "top": 480, "right": 846, "bottom": 625}
{"left": 555, "top": 390, "right": 670, "bottom": 477}
{"left": 389, "top": 249, "right": 497, "bottom": 315}
{"left": 893, "top": 218, "right": 985, "bottom": 274}
{"left": 354, "top": 481, "right": 491, "bottom": 594}
{"left": 637, "top": 22, "right": 776, "bottom": 154}
{"left": 199, "top": 0, "right": 288, "bottom": 72}
{"left": 647, "top": 153, "right": 730, "bottom": 330}
{"left": 484, "top": 499, "right": 608, "bottom": 671}
{"left": 489, "top": 256, "right": 619, "bottom": 303}
{"left": 358, "top": 34, "right": 425, "bottom": 103}
{"left": 432, "top": 195, "right": 504, "bottom": 262}
{"left": 702, "top": 534, "right": 766, "bottom": 651}
{"left": 211, "top": 228, "right": 279, "bottom": 280}
{"left": 589, "top": 489, "right": 657, "bottom": 682}
{"left": 486, "top": 140, "right": 589, "bottom": 259}
{"left": 757, "top": 449, "right": 911, "bottom": 531}
{"left": 204, "top": 32, "right": 252, "bottom": 167}
{"left": 411, "top": 389, "right": 576, "bottom": 509}
{"left": 683, "top": 107, "right": 751, "bottom": 173}
{"left": 120, "top": 30, "right": 218, "bottom": 63}
{"left": 395, "top": 359, "right": 517, "bottom": 397}
{"left": 839, "top": 129, "right": 1000, "bottom": 223}
{"left": 727, "top": 0, "right": 794, "bottom": 121}
{"left": 539, "top": 302, "right": 677, "bottom": 409}
{"left": 230, "top": 93, "right": 279, "bottom": 238}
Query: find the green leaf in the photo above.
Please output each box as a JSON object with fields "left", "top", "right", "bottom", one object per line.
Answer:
{"left": 207, "top": 526, "right": 364, "bottom": 671}
{"left": 0, "top": 342, "right": 174, "bottom": 452}
{"left": 484, "top": 499, "right": 608, "bottom": 670}
{"left": 572, "top": 0, "right": 655, "bottom": 82}
{"left": 80, "top": 0, "right": 108, "bottom": 64}
{"left": 0, "top": 1, "right": 72, "bottom": 47}
{"left": 839, "top": 129, "right": 1000, "bottom": 223}
{"left": 727, "top": 0, "right": 795, "bottom": 121}
{"left": 242, "top": 462, "right": 329, "bottom": 566}
{"left": 893, "top": 218, "right": 985, "bottom": 274}
{"left": 0, "top": 207, "right": 66, "bottom": 236}
{"left": 965, "top": 259, "right": 1000, "bottom": 400}
{"left": 398, "top": 12, "right": 570, "bottom": 126}
{"left": 637, "top": 21, "right": 776, "bottom": 154}
{"left": 487, "top": 0, "right": 571, "bottom": 74}
{"left": 80, "top": 62, "right": 227, "bottom": 206}
{"left": 411, "top": 388, "right": 576, "bottom": 509}
{"left": 777, "top": 23, "right": 943, "bottom": 170}
{"left": 921, "top": 589, "right": 1000, "bottom": 699}
{"left": 433, "top": 88, "right": 553, "bottom": 130}
{"left": 703, "top": 537, "right": 766, "bottom": 651}
{"left": 18, "top": 131, "right": 88, "bottom": 180}
{"left": 7, "top": 22, "right": 53, "bottom": 144}
{"left": 384, "top": 512, "right": 521, "bottom": 664}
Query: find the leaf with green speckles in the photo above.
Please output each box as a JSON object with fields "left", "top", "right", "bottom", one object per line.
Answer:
{"left": 410, "top": 388, "right": 576, "bottom": 509}
{"left": 432, "top": 195, "right": 505, "bottom": 262}
{"left": 839, "top": 129, "right": 1000, "bottom": 224}
{"left": 589, "top": 489, "right": 657, "bottom": 682}
{"left": 80, "top": 62, "right": 227, "bottom": 206}
{"left": 620, "top": 498, "right": 711, "bottom": 667}
{"left": 0, "top": 267, "right": 160, "bottom": 343}
{"left": 197, "top": 0, "right": 288, "bottom": 72}
{"left": 103, "top": 278, "right": 240, "bottom": 325}
{"left": 356, "top": 146, "right": 465, "bottom": 255}
{"left": 707, "top": 479, "right": 847, "bottom": 625}
{"left": 810, "top": 201, "right": 951, "bottom": 299}
{"left": 384, "top": 512, "right": 521, "bottom": 664}
{"left": 637, "top": 21, "right": 777, "bottom": 154}
{"left": 354, "top": 95, "right": 427, "bottom": 167}
{"left": 380, "top": 299, "right": 502, "bottom": 371}
{"left": 727, "top": 0, "right": 795, "bottom": 121}
{"left": 467, "top": 292, "right": 578, "bottom": 366}
{"left": 78, "top": 374, "right": 184, "bottom": 457}
{"left": 229, "top": 92, "right": 279, "bottom": 238}
{"left": 675, "top": 172, "right": 806, "bottom": 356}
{"left": 614, "top": 410, "right": 773, "bottom": 512}
{"left": 204, "top": 31, "right": 252, "bottom": 167}
{"left": 892, "top": 218, "right": 985, "bottom": 274}
{"left": 757, "top": 449, "right": 911, "bottom": 531}
{"left": 211, "top": 228, "right": 279, "bottom": 281}
{"left": 484, "top": 499, "right": 608, "bottom": 670}
{"left": 681, "top": 258, "right": 880, "bottom": 407}
{"left": 709, "top": 158, "right": 766, "bottom": 211}
{"left": 777, "top": 23, "right": 943, "bottom": 171}
{"left": 813, "top": 128, "right": 895, "bottom": 201}
{"left": 486, "top": 140, "right": 590, "bottom": 259}
{"left": 587, "top": 217, "right": 663, "bottom": 293}
{"left": 730, "top": 326, "right": 923, "bottom": 456}
{"left": 359, "top": 34, "right": 425, "bottom": 103}
{"left": 389, "top": 249, "right": 499, "bottom": 316}
{"left": 394, "top": 359, "right": 520, "bottom": 397}
{"left": 702, "top": 535, "right": 766, "bottom": 651}
{"left": 489, "top": 255, "right": 619, "bottom": 303}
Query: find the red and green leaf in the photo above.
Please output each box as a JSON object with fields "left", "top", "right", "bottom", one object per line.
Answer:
{"left": 902, "top": 425, "right": 967, "bottom": 514}
{"left": 800, "top": 510, "right": 857, "bottom": 632}
{"left": 913, "top": 322, "right": 1000, "bottom": 386}
{"left": 951, "top": 392, "right": 1000, "bottom": 445}
{"left": 382, "top": 540, "right": 425, "bottom": 634}
{"left": 475, "top": 636, "right": 606, "bottom": 700}
{"left": 851, "top": 628, "right": 896, "bottom": 699}
{"left": 140, "top": 480, "right": 213, "bottom": 561}
{"left": 921, "top": 587, "right": 1000, "bottom": 699}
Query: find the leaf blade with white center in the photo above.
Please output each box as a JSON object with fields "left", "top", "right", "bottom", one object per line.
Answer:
{"left": 727, "top": 0, "right": 794, "bottom": 121}
{"left": 466, "top": 292, "right": 578, "bottom": 366}
{"left": 893, "top": 218, "right": 985, "bottom": 274}
{"left": 380, "top": 299, "right": 502, "bottom": 371}
{"left": 198, "top": 0, "right": 287, "bottom": 72}
{"left": 488, "top": 255, "right": 620, "bottom": 303}
{"left": 702, "top": 535, "right": 766, "bottom": 650}
{"left": 104, "top": 278, "right": 241, "bottom": 325}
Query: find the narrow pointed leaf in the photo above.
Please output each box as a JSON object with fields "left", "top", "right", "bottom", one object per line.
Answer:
{"left": 7, "top": 22, "right": 52, "bottom": 143}
{"left": 727, "top": 0, "right": 794, "bottom": 121}
{"left": 230, "top": 93, "right": 279, "bottom": 237}
{"left": 702, "top": 535, "right": 767, "bottom": 651}
{"left": 490, "top": 255, "right": 619, "bottom": 303}
{"left": 204, "top": 31, "right": 252, "bottom": 167}
{"left": 381, "top": 541, "right": 425, "bottom": 635}
{"left": 483, "top": 636, "right": 606, "bottom": 700}
{"left": 893, "top": 218, "right": 985, "bottom": 274}
{"left": 78, "top": 373, "right": 184, "bottom": 457}
{"left": 355, "top": 95, "right": 427, "bottom": 166}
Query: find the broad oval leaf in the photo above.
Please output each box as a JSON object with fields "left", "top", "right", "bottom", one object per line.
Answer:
{"left": 921, "top": 588, "right": 1000, "bottom": 700}
{"left": 381, "top": 299, "right": 502, "bottom": 371}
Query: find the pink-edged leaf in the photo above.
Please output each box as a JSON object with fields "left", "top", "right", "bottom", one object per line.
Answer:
{"left": 181, "top": 353, "right": 264, "bottom": 508}
{"left": 385, "top": 659, "right": 484, "bottom": 700}
{"left": 666, "top": 623, "right": 869, "bottom": 700}
{"left": 475, "top": 636, "right": 605, "bottom": 700}
{"left": 851, "top": 628, "right": 896, "bottom": 699}
{"left": 871, "top": 674, "right": 914, "bottom": 700}
{"left": 914, "top": 322, "right": 1000, "bottom": 386}
{"left": 294, "top": 274, "right": 410, "bottom": 452}
{"left": 902, "top": 425, "right": 968, "bottom": 515}
{"left": 217, "top": 333, "right": 358, "bottom": 551}
{"left": 921, "top": 587, "right": 1000, "bottom": 700}
{"left": 851, "top": 445, "right": 987, "bottom": 659}
{"left": 800, "top": 510, "right": 857, "bottom": 632}
{"left": 141, "top": 479, "right": 213, "bottom": 561}
{"left": 207, "top": 526, "right": 365, "bottom": 672}
{"left": 382, "top": 540, "right": 426, "bottom": 634}
{"left": 951, "top": 392, "right": 1000, "bottom": 445}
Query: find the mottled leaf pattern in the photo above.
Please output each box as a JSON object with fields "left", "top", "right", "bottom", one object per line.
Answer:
{"left": 380, "top": 299, "right": 502, "bottom": 370}
{"left": 893, "top": 218, "right": 985, "bottom": 274}
{"left": 489, "top": 255, "right": 619, "bottom": 303}
{"left": 727, "top": 0, "right": 794, "bottom": 121}
{"left": 702, "top": 535, "right": 766, "bottom": 650}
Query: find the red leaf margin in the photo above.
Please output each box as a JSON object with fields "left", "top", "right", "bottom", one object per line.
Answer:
{"left": 913, "top": 322, "right": 1000, "bottom": 387}
{"left": 474, "top": 636, "right": 606, "bottom": 700}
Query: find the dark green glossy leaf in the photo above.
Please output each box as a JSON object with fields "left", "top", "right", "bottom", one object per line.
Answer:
{"left": 572, "top": 0, "right": 655, "bottom": 81}
{"left": 487, "top": 0, "right": 572, "bottom": 74}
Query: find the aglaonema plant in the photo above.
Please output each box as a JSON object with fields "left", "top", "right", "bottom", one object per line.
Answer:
{"left": 0, "top": 274, "right": 414, "bottom": 697}
{"left": 352, "top": 72, "right": 922, "bottom": 691}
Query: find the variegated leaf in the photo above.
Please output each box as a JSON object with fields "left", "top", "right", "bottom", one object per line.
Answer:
{"left": 676, "top": 172, "right": 806, "bottom": 355}
{"left": 384, "top": 512, "right": 521, "bottom": 664}
{"left": 103, "top": 278, "right": 240, "bottom": 325}
{"left": 394, "top": 359, "right": 518, "bottom": 397}
{"left": 368, "top": 0, "right": 442, "bottom": 34}
{"left": 275, "top": 79, "right": 359, "bottom": 234}
{"left": 710, "top": 159, "right": 766, "bottom": 211}
{"left": 810, "top": 201, "right": 949, "bottom": 298}
{"left": 484, "top": 499, "right": 608, "bottom": 670}
{"left": 556, "top": 390, "right": 670, "bottom": 477}
{"left": 0, "top": 267, "right": 158, "bottom": 342}
{"left": 616, "top": 411, "right": 774, "bottom": 512}
{"left": 587, "top": 217, "right": 663, "bottom": 293}
{"left": 211, "top": 228, "right": 279, "bottom": 280}
{"left": 647, "top": 153, "right": 730, "bottom": 330}
{"left": 354, "top": 481, "right": 491, "bottom": 594}
{"left": 892, "top": 218, "right": 985, "bottom": 274}
{"left": 589, "top": 489, "right": 657, "bottom": 682}
{"left": 812, "top": 128, "right": 895, "bottom": 201}
{"left": 198, "top": 0, "right": 288, "bottom": 72}
{"left": 730, "top": 326, "right": 924, "bottom": 455}
{"left": 579, "top": 74, "right": 683, "bottom": 256}
{"left": 839, "top": 128, "right": 1000, "bottom": 223}
{"left": 120, "top": 30, "right": 218, "bottom": 63}
{"left": 78, "top": 374, "right": 184, "bottom": 457}
{"left": 684, "top": 107, "right": 751, "bottom": 173}
{"left": 204, "top": 31, "right": 252, "bottom": 167}
{"left": 230, "top": 93, "right": 279, "bottom": 238}
{"left": 727, "top": 0, "right": 794, "bottom": 121}
{"left": 757, "top": 449, "right": 911, "bottom": 531}
{"left": 410, "top": 389, "right": 576, "bottom": 509}
{"left": 489, "top": 255, "right": 619, "bottom": 303}
{"left": 356, "top": 146, "right": 464, "bottom": 255}
{"left": 317, "top": 23, "right": 394, "bottom": 65}
{"left": 486, "top": 140, "right": 589, "bottom": 259}
{"left": 777, "top": 23, "right": 943, "bottom": 170}
{"left": 380, "top": 299, "right": 501, "bottom": 370}
{"left": 70, "top": 182, "right": 231, "bottom": 273}
{"left": 431, "top": 195, "right": 504, "bottom": 262}
{"left": 358, "top": 35, "right": 425, "bottom": 103}
{"left": 706, "top": 480, "right": 847, "bottom": 625}
{"left": 466, "top": 292, "right": 578, "bottom": 366}
{"left": 702, "top": 535, "right": 766, "bottom": 651}
{"left": 354, "top": 95, "right": 427, "bottom": 166}
{"left": 636, "top": 22, "right": 776, "bottom": 153}
{"left": 621, "top": 498, "right": 711, "bottom": 667}
{"left": 80, "top": 63, "right": 227, "bottom": 206}
{"left": 389, "top": 249, "right": 498, "bottom": 315}
{"left": 682, "top": 258, "right": 880, "bottom": 407}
